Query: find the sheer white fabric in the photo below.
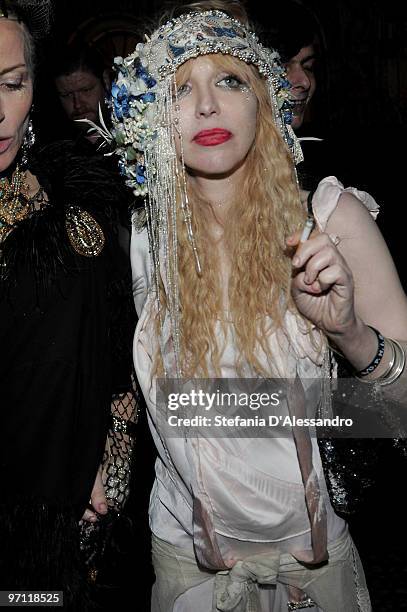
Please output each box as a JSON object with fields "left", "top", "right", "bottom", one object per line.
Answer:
{"left": 131, "top": 177, "right": 378, "bottom": 610}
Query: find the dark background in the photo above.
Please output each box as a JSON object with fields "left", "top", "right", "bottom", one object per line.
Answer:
{"left": 34, "top": 1, "right": 407, "bottom": 609}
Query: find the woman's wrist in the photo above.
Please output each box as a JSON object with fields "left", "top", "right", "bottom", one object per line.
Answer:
{"left": 328, "top": 318, "right": 379, "bottom": 371}
{"left": 329, "top": 319, "right": 405, "bottom": 383}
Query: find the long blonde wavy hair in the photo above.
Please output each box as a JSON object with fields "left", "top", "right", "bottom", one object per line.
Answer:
{"left": 154, "top": 50, "right": 311, "bottom": 378}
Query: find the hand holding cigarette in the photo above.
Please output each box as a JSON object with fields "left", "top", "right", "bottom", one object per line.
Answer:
{"left": 286, "top": 215, "right": 316, "bottom": 254}
{"left": 299, "top": 216, "right": 315, "bottom": 244}
{"left": 287, "top": 221, "right": 357, "bottom": 338}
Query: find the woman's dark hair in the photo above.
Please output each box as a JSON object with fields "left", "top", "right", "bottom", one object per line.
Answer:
{"left": 249, "top": 0, "right": 328, "bottom": 132}
{"left": 249, "top": 0, "right": 323, "bottom": 63}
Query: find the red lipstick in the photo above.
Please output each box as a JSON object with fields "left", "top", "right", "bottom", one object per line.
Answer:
{"left": 193, "top": 128, "right": 232, "bottom": 146}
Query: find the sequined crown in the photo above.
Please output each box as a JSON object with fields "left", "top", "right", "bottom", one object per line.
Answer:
{"left": 110, "top": 10, "right": 300, "bottom": 197}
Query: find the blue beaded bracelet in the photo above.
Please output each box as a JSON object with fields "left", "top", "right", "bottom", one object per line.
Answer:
{"left": 356, "top": 326, "right": 385, "bottom": 377}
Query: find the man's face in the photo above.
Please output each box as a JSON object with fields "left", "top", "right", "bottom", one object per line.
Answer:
{"left": 284, "top": 44, "right": 316, "bottom": 130}
{"left": 55, "top": 69, "right": 106, "bottom": 129}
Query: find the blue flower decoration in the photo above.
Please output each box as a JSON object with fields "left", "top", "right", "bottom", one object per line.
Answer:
{"left": 136, "top": 61, "right": 157, "bottom": 88}
{"left": 112, "top": 81, "right": 131, "bottom": 119}
{"left": 136, "top": 164, "right": 146, "bottom": 185}
{"left": 140, "top": 92, "right": 156, "bottom": 104}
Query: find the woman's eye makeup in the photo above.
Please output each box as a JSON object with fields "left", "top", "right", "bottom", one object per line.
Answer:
{"left": 175, "top": 73, "right": 249, "bottom": 98}
{"left": 217, "top": 74, "right": 248, "bottom": 90}
{"left": 5, "top": 81, "right": 24, "bottom": 90}
{"left": 0, "top": 72, "right": 27, "bottom": 90}
{"left": 176, "top": 83, "right": 190, "bottom": 97}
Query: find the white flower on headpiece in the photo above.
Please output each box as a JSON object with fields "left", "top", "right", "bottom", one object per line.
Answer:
{"left": 127, "top": 76, "right": 152, "bottom": 98}
{"left": 135, "top": 42, "right": 148, "bottom": 66}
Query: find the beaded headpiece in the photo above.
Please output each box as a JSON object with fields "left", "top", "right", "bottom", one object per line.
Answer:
{"left": 111, "top": 10, "right": 302, "bottom": 197}
{"left": 109, "top": 9, "right": 303, "bottom": 375}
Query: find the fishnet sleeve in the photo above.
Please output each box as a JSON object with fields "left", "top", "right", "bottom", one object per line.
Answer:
{"left": 79, "top": 374, "right": 141, "bottom": 582}
{"left": 102, "top": 372, "right": 140, "bottom": 512}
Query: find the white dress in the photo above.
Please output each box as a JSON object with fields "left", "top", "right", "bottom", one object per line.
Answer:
{"left": 131, "top": 177, "right": 378, "bottom": 611}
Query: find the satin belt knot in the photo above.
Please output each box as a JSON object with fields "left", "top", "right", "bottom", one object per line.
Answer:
{"left": 215, "top": 551, "right": 281, "bottom": 611}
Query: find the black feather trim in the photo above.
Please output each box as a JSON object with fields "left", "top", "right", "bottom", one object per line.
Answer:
{"left": 0, "top": 141, "right": 134, "bottom": 296}
{"left": 29, "top": 141, "right": 135, "bottom": 223}
{"left": 0, "top": 204, "right": 76, "bottom": 293}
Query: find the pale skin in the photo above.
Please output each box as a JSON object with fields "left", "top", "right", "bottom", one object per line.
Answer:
{"left": 289, "top": 193, "right": 407, "bottom": 375}
{"left": 176, "top": 56, "right": 257, "bottom": 301}
{"left": 175, "top": 55, "right": 407, "bottom": 377}
{"left": 220, "top": 189, "right": 407, "bottom": 375}
{"left": 0, "top": 19, "right": 32, "bottom": 175}
{"left": 0, "top": 17, "right": 107, "bottom": 522}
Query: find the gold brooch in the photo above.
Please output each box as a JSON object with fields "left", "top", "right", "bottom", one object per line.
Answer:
{"left": 65, "top": 205, "right": 105, "bottom": 257}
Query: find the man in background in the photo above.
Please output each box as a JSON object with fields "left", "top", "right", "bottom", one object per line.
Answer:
{"left": 53, "top": 44, "right": 111, "bottom": 147}
{"left": 250, "top": 0, "right": 328, "bottom": 190}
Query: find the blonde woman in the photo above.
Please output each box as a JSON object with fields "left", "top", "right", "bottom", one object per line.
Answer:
{"left": 108, "top": 1, "right": 407, "bottom": 609}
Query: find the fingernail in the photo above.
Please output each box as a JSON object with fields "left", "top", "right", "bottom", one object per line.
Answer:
{"left": 292, "top": 256, "right": 300, "bottom": 267}
{"left": 304, "top": 274, "right": 310, "bottom": 284}
{"left": 99, "top": 503, "right": 108, "bottom": 513}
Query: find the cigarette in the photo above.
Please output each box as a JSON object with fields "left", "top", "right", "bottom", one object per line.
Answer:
{"left": 299, "top": 216, "right": 314, "bottom": 243}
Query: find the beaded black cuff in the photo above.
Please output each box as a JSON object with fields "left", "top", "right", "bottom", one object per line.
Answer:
{"left": 356, "top": 325, "right": 385, "bottom": 377}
